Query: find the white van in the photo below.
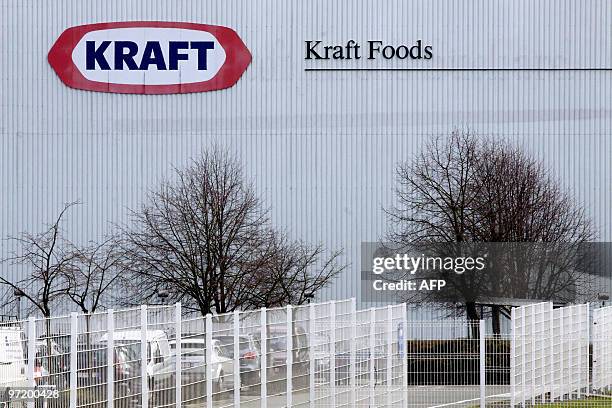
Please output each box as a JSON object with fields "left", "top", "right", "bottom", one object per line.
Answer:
{"left": 100, "top": 330, "right": 171, "bottom": 377}
{"left": 0, "top": 326, "right": 29, "bottom": 396}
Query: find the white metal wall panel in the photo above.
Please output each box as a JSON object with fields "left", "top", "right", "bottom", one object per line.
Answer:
{"left": 1, "top": 0, "right": 612, "bottom": 309}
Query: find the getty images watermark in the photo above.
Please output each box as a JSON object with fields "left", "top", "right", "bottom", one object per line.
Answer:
{"left": 361, "top": 241, "right": 605, "bottom": 303}
{"left": 370, "top": 252, "right": 486, "bottom": 292}
{"left": 360, "top": 242, "right": 493, "bottom": 302}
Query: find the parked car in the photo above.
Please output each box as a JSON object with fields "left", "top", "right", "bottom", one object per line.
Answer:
{"left": 249, "top": 325, "right": 310, "bottom": 391}
{"left": 151, "top": 337, "right": 234, "bottom": 404}
{"left": 215, "top": 335, "right": 261, "bottom": 389}
{"left": 100, "top": 329, "right": 171, "bottom": 405}
{"left": 33, "top": 339, "right": 69, "bottom": 388}
{"left": 75, "top": 342, "right": 140, "bottom": 406}
{"left": 100, "top": 329, "right": 170, "bottom": 378}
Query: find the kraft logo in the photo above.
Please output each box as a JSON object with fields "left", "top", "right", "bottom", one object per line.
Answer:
{"left": 48, "top": 22, "right": 252, "bottom": 94}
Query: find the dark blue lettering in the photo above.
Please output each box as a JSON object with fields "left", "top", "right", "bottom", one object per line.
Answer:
{"left": 168, "top": 41, "right": 189, "bottom": 70}
{"left": 139, "top": 42, "right": 167, "bottom": 70}
{"left": 190, "top": 41, "right": 215, "bottom": 70}
{"left": 114, "top": 41, "right": 139, "bottom": 70}
{"left": 86, "top": 41, "right": 111, "bottom": 70}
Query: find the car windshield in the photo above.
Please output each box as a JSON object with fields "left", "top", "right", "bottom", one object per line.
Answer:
{"left": 114, "top": 343, "right": 141, "bottom": 361}
{"left": 215, "top": 336, "right": 255, "bottom": 358}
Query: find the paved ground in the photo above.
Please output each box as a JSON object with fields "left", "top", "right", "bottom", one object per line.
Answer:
{"left": 181, "top": 385, "right": 511, "bottom": 408}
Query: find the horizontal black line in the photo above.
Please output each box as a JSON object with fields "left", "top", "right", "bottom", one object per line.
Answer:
{"left": 304, "top": 67, "right": 612, "bottom": 72}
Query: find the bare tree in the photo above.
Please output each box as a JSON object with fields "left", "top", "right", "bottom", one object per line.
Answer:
{"left": 122, "top": 148, "right": 343, "bottom": 315}
{"left": 0, "top": 203, "right": 79, "bottom": 367}
{"left": 470, "top": 140, "right": 595, "bottom": 331}
{"left": 385, "top": 132, "right": 487, "bottom": 326}
{"left": 64, "top": 236, "right": 125, "bottom": 315}
{"left": 386, "top": 131, "right": 596, "bottom": 333}
{"left": 0, "top": 202, "right": 77, "bottom": 319}
{"left": 245, "top": 233, "right": 344, "bottom": 308}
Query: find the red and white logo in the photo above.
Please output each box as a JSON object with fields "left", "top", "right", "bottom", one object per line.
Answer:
{"left": 48, "top": 22, "right": 252, "bottom": 94}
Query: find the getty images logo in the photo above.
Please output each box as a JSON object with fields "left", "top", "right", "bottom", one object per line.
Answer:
{"left": 48, "top": 22, "right": 252, "bottom": 94}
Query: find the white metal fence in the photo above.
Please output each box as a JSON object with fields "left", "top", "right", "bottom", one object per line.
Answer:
{"left": 0, "top": 299, "right": 408, "bottom": 408}
{"left": 592, "top": 305, "right": 612, "bottom": 394}
{"left": 510, "top": 302, "right": 612, "bottom": 407}
{"left": 0, "top": 299, "right": 611, "bottom": 408}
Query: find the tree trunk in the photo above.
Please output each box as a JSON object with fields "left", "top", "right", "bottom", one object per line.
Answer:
{"left": 491, "top": 305, "right": 502, "bottom": 335}
{"left": 465, "top": 301, "right": 480, "bottom": 339}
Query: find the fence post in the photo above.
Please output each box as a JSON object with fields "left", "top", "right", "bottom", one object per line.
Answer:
{"left": 369, "top": 308, "right": 375, "bottom": 407}
{"left": 234, "top": 310, "right": 241, "bottom": 408}
{"left": 568, "top": 307, "right": 574, "bottom": 400}
{"left": 330, "top": 302, "right": 336, "bottom": 407}
{"left": 402, "top": 303, "right": 408, "bottom": 408}
{"left": 584, "top": 303, "right": 590, "bottom": 398}
{"left": 521, "top": 306, "right": 526, "bottom": 405}
{"left": 309, "top": 303, "right": 315, "bottom": 408}
{"left": 287, "top": 305, "right": 293, "bottom": 407}
{"left": 206, "top": 314, "right": 213, "bottom": 408}
{"left": 26, "top": 317, "right": 35, "bottom": 408}
{"left": 510, "top": 308, "right": 515, "bottom": 408}
{"left": 479, "top": 319, "right": 486, "bottom": 408}
{"left": 560, "top": 307, "right": 565, "bottom": 401}
{"left": 107, "top": 309, "right": 115, "bottom": 408}
{"left": 350, "top": 298, "right": 356, "bottom": 407}
{"left": 386, "top": 305, "right": 392, "bottom": 407}
{"left": 531, "top": 309, "right": 536, "bottom": 405}
{"left": 70, "top": 312, "right": 78, "bottom": 408}
{"left": 175, "top": 303, "right": 182, "bottom": 408}
{"left": 260, "top": 308, "right": 267, "bottom": 408}
{"left": 141, "top": 305, "right": 149, "bottom": 408}
{"left": 549, "top": 305, "right": 555, "bottom": 403}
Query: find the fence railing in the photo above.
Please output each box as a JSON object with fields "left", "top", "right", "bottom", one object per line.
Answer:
{"left": 592, "top": 305, "right": 612, "bottom": 393}
{"left": 0, "top": 299, "right": 610, "bottom": 408}
{"left": 0, "top": 299, "right": 408, "bottom": 408}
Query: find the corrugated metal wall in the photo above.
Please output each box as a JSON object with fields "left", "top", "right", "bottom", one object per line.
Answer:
{"left": 1, "top": 0, "right": 611, "bottom": 311}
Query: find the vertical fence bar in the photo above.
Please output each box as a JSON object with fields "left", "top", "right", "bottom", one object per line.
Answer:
{"left": 107, "top": 309, "right": 115, "bottom": 408}
{"left": 560, "top": 307, "right": 565, "bottom": 401}
{"left": 26, "top": 317, "right": 35, "bottom": 408}
{"left": 585, "top": 303, "right": 590, "bottom": 398}
{"left": 234, "top": 310, "right": 241, "bottom": 408}
{"left": 175, "top": 303, "right": 182, "bottom": 408}
{"left": 350, "top": 298, "right": 356, "bottom": 407}
{"left": 330, "top": 302, "right": 336, "bottom": 408}
{"left": 141, "top": 305, "right": 149, "bottom": 408}
{"left": 206, "top": 314, "right": 213, "bottom": 408}
{"left": 386, "top": 306, "right": 392, "bottom": 408}
{"left": 549, "top": 306, "right": 555, "bottom": 403}
{"left": 479, "top": 319, "right": 486, "bottom": 408}
{"left": 260, "top": 308, "right": 267, "bottom": 408}
{"left": 521, "top": 307, "right": 526, "bottom": 406}
{"left": 510, "top": 308, "right": 515, "bottom": 408}
{"left": 531, "top": 309, "right": 535, "bottom": 405}
{"left": 568, "top": 308, "right": 574, "bottom": 400}
{"left": 402, "top": 303, "right": 408, "bottom": 408}
{"left": 309, "top": 304, "right": 315, "bottom": 408}
{"left": 369, "top": 308, "right": 375, "bottom": 407}
{"left": 540, "top": 308, "right": 545, "bottom": 402}
{"left": 287, "top": 305, "right": 293, "bottom": 407}
{"left": 578, "top": 303, "right": 590, "bottom": 399}
{"left": 70, "top": 312, "right": 78, "bottom": 408}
